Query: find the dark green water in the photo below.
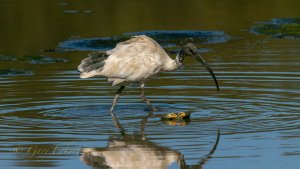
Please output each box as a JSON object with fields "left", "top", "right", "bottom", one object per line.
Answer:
{"left": 0, "top": 0, "right": 300, "bottom": 168}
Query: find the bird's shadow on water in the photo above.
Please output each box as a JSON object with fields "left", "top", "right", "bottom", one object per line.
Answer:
{"left": 80, "top": 111, "right": 221, "bottom": 169}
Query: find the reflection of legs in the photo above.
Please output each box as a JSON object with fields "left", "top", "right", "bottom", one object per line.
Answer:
{"left": 140, "top": 83, "right": 157, "bottom": 111}
{"left": 110, "top": 86, "right": 125, "bottom": 114}
{"left": 110, "top": 111, "right": 125, "bottom": 133}
{"left": 141, "top": 112, "right": 154, "bottom": 139}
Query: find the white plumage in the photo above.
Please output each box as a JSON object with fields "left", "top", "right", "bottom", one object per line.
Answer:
{"left": 79, "top": 35, "right": 180, "bottom": 86}
{"left": 78, "top": 35, "right": 219, "bottom": 113}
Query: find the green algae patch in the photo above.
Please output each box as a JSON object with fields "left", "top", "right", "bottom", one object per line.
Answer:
{"left": 251, "top": 17, "right": 300, "bottom": 39}
{"left": 0, "top": 69, "right": 33, "bottom": 77}
{"left": 0, "top": 55, "right": 68, "bottom": 64}
{"left": 19, "top": 55, "right": 68, "bottom": 64}
{"left": 57, "top": 30, "right": 230, "bottom": 52}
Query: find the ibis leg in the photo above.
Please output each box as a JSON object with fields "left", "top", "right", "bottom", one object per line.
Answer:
{"left": 110, "top": 85, "right": 125, "bottom": 115}
{"left": 140, "top": 83, "right": 157, "bottom": 111}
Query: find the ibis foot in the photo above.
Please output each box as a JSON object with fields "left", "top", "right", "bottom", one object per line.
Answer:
{"left": 110, "top": 113, "right": 122, "bottom": 129}
{"left": 109, "top": 85, "right": 125, "bottom": 114}
{"left": 140, "top": 83, "right": 157, "bottom": 112}
{"left": 151, "top": 107, "right": 158, "bottom": 112}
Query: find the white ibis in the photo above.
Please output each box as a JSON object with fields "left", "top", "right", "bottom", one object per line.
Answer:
{"left": 78, "top": 35, "right": 219, "bottom": 113}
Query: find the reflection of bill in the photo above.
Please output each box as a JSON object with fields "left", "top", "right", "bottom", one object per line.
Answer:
{"left": 80, "top": 112, "right": 220, "bottom": 169}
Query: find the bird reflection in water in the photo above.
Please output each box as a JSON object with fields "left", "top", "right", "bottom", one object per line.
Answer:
{"left": 80, "top": 112, "right": 220, "bottom": 169}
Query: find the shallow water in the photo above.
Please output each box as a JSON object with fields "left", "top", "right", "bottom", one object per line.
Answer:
{"left": 251, "top": 17, "right": 300, "bottom": 38}
{"left": 1, "top": 0, "right": 300, "bottom": 169}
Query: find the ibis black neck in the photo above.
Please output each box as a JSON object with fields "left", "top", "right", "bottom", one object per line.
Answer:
{"left": 176, "top": 49, "right": 186, "bottom": 64}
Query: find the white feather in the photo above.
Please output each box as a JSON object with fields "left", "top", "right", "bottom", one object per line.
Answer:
{"left": 79, "top": 35, "right": 181, "bottom": 85}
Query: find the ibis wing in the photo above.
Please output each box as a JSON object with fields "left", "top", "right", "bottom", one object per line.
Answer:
{"left": 101, "top": 35, "right": 168, "bottom": 82}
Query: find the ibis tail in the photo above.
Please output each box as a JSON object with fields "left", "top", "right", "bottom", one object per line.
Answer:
{"left": 78, "top": 51, "right": 107, "bottom": 78}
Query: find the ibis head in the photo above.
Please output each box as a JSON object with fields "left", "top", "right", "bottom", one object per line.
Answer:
{"left": 179, "top": 42, "right": 220, "bottom": 91}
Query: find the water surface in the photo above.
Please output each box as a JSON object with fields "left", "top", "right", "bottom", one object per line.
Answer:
{"left": 0, "top": 0, "right": 300, "bottom": 169}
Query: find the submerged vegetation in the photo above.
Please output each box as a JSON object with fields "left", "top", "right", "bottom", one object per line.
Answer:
{"left": 0, "top": 55, "right": 68, "bottom": 78}
{"left": 0, "top": 69, "right": 33, "bottom": 77}
{"left": 251, "top": 17, "right": 300, "bottom": 38}
{"left": 0, "top": 55, "right": 68, "bottom": 64}
{"left": 57, "top": 30, "right": 229, "bottom": 52}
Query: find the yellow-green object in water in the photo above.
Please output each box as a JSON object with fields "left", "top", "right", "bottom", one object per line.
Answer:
{"left": 161, "top": 112, "right": 191, "bottom": 126}
{"left": 178, "top": 112, "right": 190, "bottom": 119}
{"left": 162, "top": 119, "right": 190, "bottom": 126}
{"left": 162, "top": 112, "right": 190, "bottom": 120}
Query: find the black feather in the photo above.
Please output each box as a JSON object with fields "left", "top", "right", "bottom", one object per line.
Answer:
{"left": 78, "top": 51, "right": 108, "bottom": 73}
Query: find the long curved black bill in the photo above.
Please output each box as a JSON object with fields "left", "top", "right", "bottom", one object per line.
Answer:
{"left": 195, "top": 54, "right": 219, "bottom": 91}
